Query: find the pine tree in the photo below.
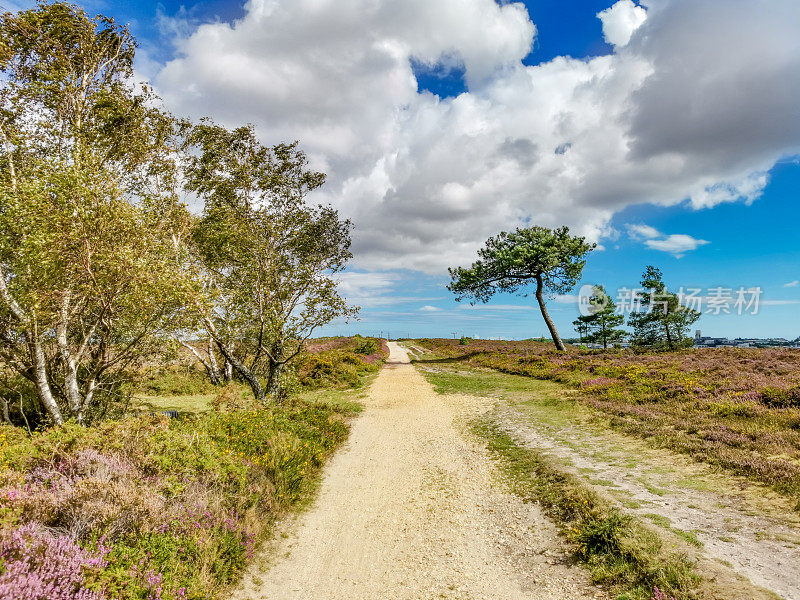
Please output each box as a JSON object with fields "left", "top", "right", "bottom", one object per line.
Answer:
{"left": 628, "top": 266, "right": 700, "bottom": 350}
{"left": 573, "top": 286, "right": 626, "bottom": 349}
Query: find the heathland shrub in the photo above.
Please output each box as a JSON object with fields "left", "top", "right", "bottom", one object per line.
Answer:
{"left": 136, "top": 367, "right": 218, "bottom": 397}
{"left": 760, "top": 386, "right": 800, "bottom": 408}
{"left": 354, "top": 339, "right": 377, "bottom": 355}
{"left": 0, "top": 522, "right": 109, "bottom": 600}
{"left": 418, "top": 338, "right": 800, "bottom": 498}
{"left": 0, "top": 395, "right": 353, "bottom": 600}
{"left": 296, "top": 337, "right": 388, "bottom": 390}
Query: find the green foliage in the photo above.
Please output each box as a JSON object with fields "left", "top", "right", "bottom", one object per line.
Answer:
{"left": 573, "top": 285, "right": 627, "bottom": 349}
{"left": 354, "top": 339, "right": 377, "bottom": 355}
{"left": 184, "top": 122, "right": 358, "bottom": 400}
{"left": 628, "top": 266, "right": 700, "bottom": 351}
{"left": 459, "top": 336, "right": 471, "bottom": 346}
{"left": 448, "top": 226, "right": 595, "bottom": 351}
{"left": 0, "top": 395, "right": 355, "bottom": 600}
{"left": 0, "top": 2, "right": 195, "bottom": 425}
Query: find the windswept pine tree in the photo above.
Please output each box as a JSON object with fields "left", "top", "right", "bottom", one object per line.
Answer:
{"left": 448, "top": 226, "right": 595, "bottom": 351}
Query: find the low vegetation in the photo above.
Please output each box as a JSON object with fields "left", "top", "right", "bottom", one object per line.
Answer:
{"left": 474, "top": 419, "right": 699, "bottom": 600}
{"left": 415, "top": 339, "right": 800, "bottom": 501}
{"left": 0, "top": 337, "right": 386, "bottom": 599}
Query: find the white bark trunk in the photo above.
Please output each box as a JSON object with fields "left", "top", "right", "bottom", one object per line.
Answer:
{"left": 33, "top": 338, "right": 64, "bottom": 425}
{"left": 0, "top": 263, "right": 64, "bottom": 424}
{"left": 57, "top": 293, "right": 83, "bottom": 419}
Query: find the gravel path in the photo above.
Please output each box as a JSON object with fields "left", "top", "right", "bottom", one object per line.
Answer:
{"left": 233, "top": 343, "right": 601, "bottom": 600}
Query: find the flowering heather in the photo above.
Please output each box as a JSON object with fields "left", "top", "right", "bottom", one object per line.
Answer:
{"left": 418, "top": 338, "right": 800, "bottom": 498}
{"left": 580, "top": 377, "right": 617, "bottom": 388}
{"left": 296, "top": 336, "right": 389, "bottom": 388}
{"left": 0, "top": 394, "right": 353, "bottom": 600}
{"left": 0, "top": 523, "right": 108, "bottom": 600}
{"left": 651, "top": 587, "right": 677, "bottom": 600}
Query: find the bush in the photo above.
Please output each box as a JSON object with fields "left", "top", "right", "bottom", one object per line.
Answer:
{"left": 354, "top": 339, "right": 377, "bottom": 355}
{"left": 575, "top": 512, "right": 629, "bottom": 558}
{"left": 0, "top": 397, "right": 354, "bottom": 600}
{"left": 459, "top": 336, "right": 471, "bottom": 346}
{"left": 760, "top": 386, "right": 800, "bottom": 408}
{"left": 136, "top": 367, "right": 218, "bottom": 397}
{"left": 0, "top": 522, "right": 109, "bottom": 600}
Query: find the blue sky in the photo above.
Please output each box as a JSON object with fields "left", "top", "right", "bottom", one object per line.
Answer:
{"left": 14, "top": 0, "right": 800, "bottom": 338}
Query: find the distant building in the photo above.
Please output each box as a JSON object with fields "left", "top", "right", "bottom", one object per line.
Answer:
{"left": 693, "top": 330, "right": 797, "bottom": 349}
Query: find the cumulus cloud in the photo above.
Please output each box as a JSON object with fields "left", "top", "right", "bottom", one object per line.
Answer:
{"left": 784, "top": 280, "right": 800, "bottom": 288}
{"left": 644, "top": 234, "right": 709, "bottom": 257}
{"left": 598, "top": 0, "right": 648, "bottom": 47}
{"left": 154, "top": 0, "right": 800, "bottom": 274}
{"left": 627, "top": 223, "right": 661, "bottom": 239}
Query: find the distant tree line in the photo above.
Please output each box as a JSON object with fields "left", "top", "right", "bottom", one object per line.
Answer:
{"left": 0, "top": 3, "right": 356, "bottom": 426}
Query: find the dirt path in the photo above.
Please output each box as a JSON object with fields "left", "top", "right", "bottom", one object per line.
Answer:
{"left": 489, "top": 392, "right": 800, "bottom": 600}
{"left": 233, "top": 343, "right": 601, "bottom": 600}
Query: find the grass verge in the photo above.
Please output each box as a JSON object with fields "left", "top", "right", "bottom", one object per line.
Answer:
{"left": 473, "top": 417, "right": 700, "bottom": 600}
{"left": 413, "top": 339, "right": 800, "bottom": 503}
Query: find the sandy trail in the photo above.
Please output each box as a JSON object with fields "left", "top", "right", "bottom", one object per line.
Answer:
{"left": 233, "top": 343, "right": 599, "bottom": 600}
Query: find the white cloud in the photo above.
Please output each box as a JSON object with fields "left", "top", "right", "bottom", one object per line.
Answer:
{"left": 418, "top": 305, "right": 441, "bottom": 312}
{"left": 333, "top": 272, "right": 400, "bottom": 299}
{"left": 644, "top": 234, "right": 710, "bottom": 257}
{"left": 627, "top": 223, "right": 661, "bottom": 239}
{"left": 783, "top": 280, "right": 799, "bottom": 288}
{"left": 153, "top": 0, "right": 800, "bottom": 274}
{"left": 626, "top": 224, "right": 709, "bottom": 257}
{"left": 598, "top": 0, "right": 647, "bottom": 47}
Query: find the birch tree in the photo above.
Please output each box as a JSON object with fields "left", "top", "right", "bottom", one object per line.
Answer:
{"left": 185, "top": 123, "right": 357, "bottom": 401}
{"left": 0, "top": 3, "right": 192, "bottom": 424}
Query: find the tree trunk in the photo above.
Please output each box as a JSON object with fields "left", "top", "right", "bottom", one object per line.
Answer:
{"left": 214, "top": 340, "right": 265, "bottom": 401}
{"left": 207, "top": 338, "right": 222, "bottom": 384}
{"left": 266, "top": 343, "right": 284, "bottom": 399}
{"left": 57, "top": 294, "right": 83, "bottom": 420}
{"left": 175, "top": 337, "right": 221, "bottom": 385}
{"left": 0, "top": 398, "right": 10, "bottom": 424}
{"left": 535, "top": 274, "right": 566, "bottom": 352}
{"left": 32, "top": 338, "right": 64, "bottom": 425}
{"left": 266, "top": 361, "right": 283, "bottom": 399}
{"left": 664, "top": 321, "right": 673, "bottom": 350}
{"left": 0, "top": 263, "right": 64, "bottom": 424}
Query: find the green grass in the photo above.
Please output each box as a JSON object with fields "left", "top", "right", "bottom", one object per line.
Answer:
{"left": 134, "top": 393, "right": 217, "bottom": 414}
